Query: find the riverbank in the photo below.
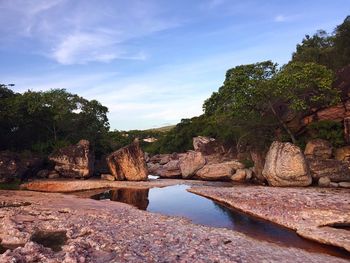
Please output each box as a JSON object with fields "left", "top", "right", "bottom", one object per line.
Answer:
{"left": 0, "top": 189, "right": 348, "bottom": 262}
{"left": 189, "top": 185, "right": 350, "bottom": 252}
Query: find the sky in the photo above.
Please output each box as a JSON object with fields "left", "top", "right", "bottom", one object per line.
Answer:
{"left": 0, "top": 0, "right": 349, "bottom": 130}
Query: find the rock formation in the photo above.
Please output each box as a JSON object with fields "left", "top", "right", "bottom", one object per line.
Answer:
{"left": 262, "top": 141, "right": 312, "bottom": 187}
{"left": 49, "top": 140, "right": 94, "bottom": 178}
{"left": 179, "top": 151, "right": 206, "bottom": 179}
{"left": 195, "top": 161, "right": 244, "bottom": 181}
{"left": 307, "top": 158, "right": 350, "bottom": 182}
{"left": 106, "top": 141, "right": 148, "bottom": 181}
{"left": 304, "top": 139, "right": 333, "bottom": 159}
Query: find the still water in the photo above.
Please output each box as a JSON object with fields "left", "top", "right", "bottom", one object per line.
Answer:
{"left": 91, "top": 184, "right": 349, "bottom": 258}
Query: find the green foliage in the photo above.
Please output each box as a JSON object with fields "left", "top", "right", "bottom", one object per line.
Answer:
{"left": 307, "top": 120, "right": 345, "bottom": 147}
{"left": 0, "top": 179, "right": 21, "bottom": 190}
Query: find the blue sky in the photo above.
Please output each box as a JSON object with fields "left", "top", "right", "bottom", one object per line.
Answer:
{"left": 0, "top": 0, "right": 348, "bottom": 130}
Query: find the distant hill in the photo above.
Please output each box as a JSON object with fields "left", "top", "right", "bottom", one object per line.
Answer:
{"left": 145, "top": 125, "right": 175, "bottom": 133}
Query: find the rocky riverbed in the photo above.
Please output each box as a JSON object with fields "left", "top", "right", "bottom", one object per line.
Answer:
{"left": 189, "top": 185, "right": 350, "bottom": 253}
{"left": 0, "top": 187, "right": 349, "bottom": 263}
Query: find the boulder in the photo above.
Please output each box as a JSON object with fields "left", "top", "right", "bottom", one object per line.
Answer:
{"left": 179, "top": 151, "right": 206, "bottom": 179}
{"left": 304, "top": 139, "right": 333, "bottom": 159}
{"left": 106, "top": 142, "right": 148, "bottom": 181}
{"left": 262, "top": 141, "right": 312, "bottom": 187}
{"left": 334, "top": 146, "right": 350, "bottom": 162}
{"left": 339, "top": 182, "right": 350, "bottom": 188}
{"left": 47, "top": 171, "right": 59, "bottom": 179}
{"left": 36, "top": 169, "right": 49, "bottom": 178}
{"left": 49, "top": 140, "right": 94, "bottom": 179}
{"left": 307, "top": 158, "right": 350, "bottom": 182}
{"left": 101, "top": 174, "right": 115, "bottom": 181}
{"left": 159, "top": 155, "right": 171, "bottom": 165}
{"left": 250, "top": 149, "right": 266, "bottom": 183}
{"left": 231, "top": 168, "right": 247, "bottom": 182}
{"left": 157, "top": 160, "right": 182, "bottom": 178}
{"left": 193, "top": 136, "right": 225, "bottom": 156}
{"left": 195, "top": 161, "right": 244, "bottom": 181}
{"left": 0, "top": 152, "right": 19, "bottom": 183}
{"left": 318, "top": 177, "right": 331, "bottom": 187}
{"left": 330, "top": 182, "right": 339, "bottom": 188}
{"left": 147, "top": 163, "right": 161, "bottom": 175}
{"left": 193, "top": 136, "right": 212, "bottom": 151}
{"left": 0, "top": 152, "right": 43, "bottom": 182}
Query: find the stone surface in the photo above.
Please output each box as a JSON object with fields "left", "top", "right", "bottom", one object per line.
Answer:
{"left": 339, "top": 182, "right": 350, "bottom": 188}
{"left": 307, "top": 158, "right": 350, "bottom": 182}
{"left": 36, "top": 169, "right": 49, "bottom": 179}
{"left": 157, "top": 160, "right": 182, "bottom": 178}
{"left": 47, "top": 171, "right": 60, "bottom": 179}
{"left": 330, "top": 182, "right": 340, "bottom": 187}
{"left": 49, "top": 140, "right": 94, "bottom": 179}
{"left": 249, "top": 149, "right": 266, "bottom": 183}
{"left": 101, "top": 174, "right": 115, "bottom": 181}
{"left": 304, "top": 139, "right": 333, "bottom": 159}
{"left": 334, "top": 146, "right": 350, "bottom": 162}
{"left": 230, "top": 168, "right": 247, "bottom": 182}
{"left": 107, "top": 142, "right": 148, "bottom": 181}
{"left": 262, "top": 141, "right": 312, "bottom": 187}
{"left": 189, "top": 185, "right": 350, "bottom": 253}
{"left": 195, "top": 161, "right": 244, "bottom": 181}
{"left": 193, "top": 136, "right": 212, "bottom": 151}
{"left": 318, "top": 177, "right": 331, "bottom": 187}
{"left": 0, "top": 189, "right": 348, "bottom": 262}
{"left": 179, "top": 151, "right": 206, "bottom": 179}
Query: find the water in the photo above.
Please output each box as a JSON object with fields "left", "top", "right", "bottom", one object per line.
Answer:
{"left": 91, "top": 184, "right": 349, "bottom": 258}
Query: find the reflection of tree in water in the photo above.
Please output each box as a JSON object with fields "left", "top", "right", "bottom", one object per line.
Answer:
{"left": 92, "top": 188, "right": 149, "bottom": 210}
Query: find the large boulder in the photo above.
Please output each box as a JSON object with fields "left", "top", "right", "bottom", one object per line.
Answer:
{"left": 106, "top": 142, "right": 148, "bottom": 181}
{"left": 179, "top": 151, "right": 206, "bottom": 179}
{"left": 195, "top": 161, "right": 244, "bottom": 181}
{"left": 49, "top": 140, "right": 94, "bottom": 178}
{"left": 307, "top": 158, "right": 350, "bottom": 182}
{"left": 304, "top": 139, "right": 333, "bottom": 159}
{"left": 262, "top": 141, "right": 312, "bottom": 187}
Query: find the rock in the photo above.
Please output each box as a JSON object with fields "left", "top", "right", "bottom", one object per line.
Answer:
{"left": 318, "top": 177, "right": 331, "bottom": 187}
{"left": 330, "top": 182, "right": 339, "bottom": 187}
{"left": 159, "top": 155, "right": 171, "bottom": 165}
{"left": 179, "top": 151, "right": 206, "bottom": 179}
{"left": 107, "top": 142, "right": 148, "bottom": 181}
{"left": 193, "top": 136, "right": 212, "bottom": 151}
{"left": 307, "top": 158, "right": 350, "bottom": 182}
{"left": 195, "top": 161, "right": 244, "bottom": 181}
{"left": 157, "top": 160, "right": 182, "bottom": 178}
{"left": 94, "top": 155, "right": 109, "bottom": 175}
{"left": 245, "top": 168, "right": 253, "bottom": 181}
{"left": 193, "top": 136, "right": 225, "bottom": 156}
{"left": 36, "top": 169, "right": 49, "bottom": 178}
{"left": 316, "top": 104, "right": 346, "bottom": 121}
{"left": 339, "top": 182, "right": 350, "bottom": 188}
{"left": 144, "top": 152, "right": 150, "bottom": 163}
{"left": 147, "top": 163, "right": 161, "bottom": 175}
{"left": 0, "top": 152, "right": 43, "bottom": 182}
{"left": 262, "top": 141, "right": 312, "bottom": 187}
{"left": 101, "top": 174, "right": 115, "bottom": 181}
{"left": 47, "top": 171, "right": 60, "bottom": 179}
{"left": 49, "top": 140, "right": 94, "bottom": 179}
{"left": 334, "top": 146, "right": 350, "bottom": 161}
{"left": 250, "top": 149, "right": 266, "bottom": 183}
{"left": 304, "top": 139, "right": 333, "bottom": 159}
{"left": 0, "top": 152, "right": 20, "bottom": 183}
{"left": 231, "top": 169, "right": 247, "bottom": 182}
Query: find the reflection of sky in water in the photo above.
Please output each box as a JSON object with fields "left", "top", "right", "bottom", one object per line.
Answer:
{"left": 90, "top": 185, "right": 349, "bottom": 258}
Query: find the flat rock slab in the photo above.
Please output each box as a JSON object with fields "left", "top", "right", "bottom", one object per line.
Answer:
{"left": 189, "top": 185, "right": 350, "bottom": 252}
{"left": 0, "top": 190, "right": 348, "bottom": 262}
{"left": 20, "top": 179, "right": 232, "bottom": 192}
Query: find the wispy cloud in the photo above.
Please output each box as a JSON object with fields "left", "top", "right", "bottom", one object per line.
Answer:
{"left": 0, "top": 0, "right": 179, "bottom": 65}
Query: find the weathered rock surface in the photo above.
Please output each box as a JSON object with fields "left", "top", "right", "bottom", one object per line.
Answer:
{"left": 157, "top": 160, "right": 182, "bottom": 178}
{"left": 304, "top": 139, "right": 333, "bottom": 159}
{"left": 193, "top": 136, "right": 212, "bottom": 151}
{"left": 0, "top": 189, "right": 348, "bottom": 262}
{"left": 179, "top": 151, "right": 206, "bottom": 179}
{"left": 101, "top": 174, "right": 115, "bottom": 181}
{"left": 335, "top": 146, "right": 350, "bottom": 162}
{"left": 230, "top": 168, "right": 248, "bottom": 182}
{"left": 49, "top": 140, "right": 94, "bottom": 179}
{"left": 262, "top": 141, "right": 312, "bottom": 187}
{"left": 307, "top": 158, "right": 350, "bottom": 182}
{"left": 318, "top": 176, "right": 331, "bottom": 187}
{"left": 195, "top": 161, "right": 244, "bottom": 181}
{"left": 250, "top": 149, "right": 266, "bottom": 183}
{"left": 189, "top": 185, "right": 350, "bottom": 253}
{"left": 107, "top": 142, "right": 148, "bottom": 181}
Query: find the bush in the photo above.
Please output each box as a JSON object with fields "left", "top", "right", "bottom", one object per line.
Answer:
{"left": 307, "top": 120, "right": 345, "bottom": 147}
